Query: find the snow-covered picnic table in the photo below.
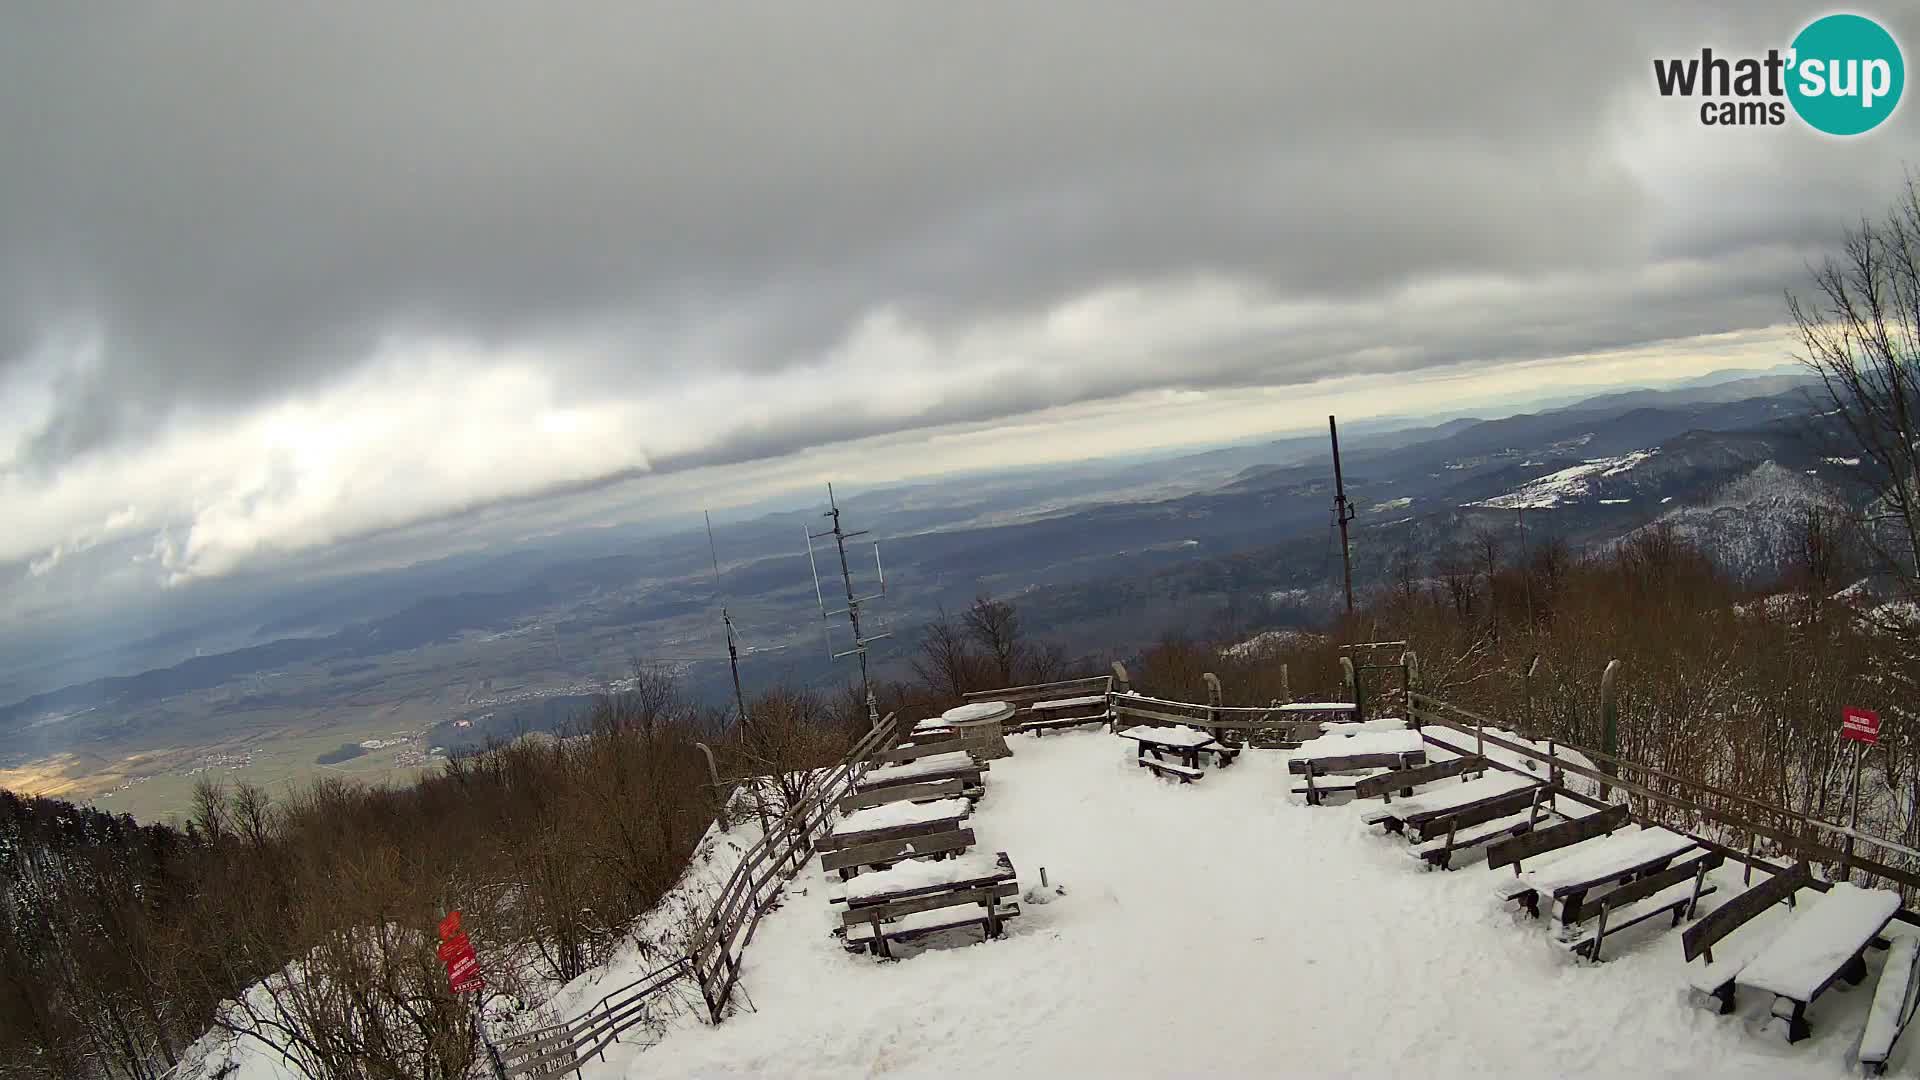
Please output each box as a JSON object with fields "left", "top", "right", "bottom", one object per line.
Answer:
{"left": 1737, "top": 882, "right": 1900, "bottom": 1002}
{"left": 860, "top": 751, "right": 980, "bottom": 790}
{"left": 1118, "top": 724, "right": 1233, "bottom": 767}
{"left": 1503, "top": 825, "right": 1699, "bottom": 925}
{"left": 1361, "top": 770, "right": 1540, "bottom": 834}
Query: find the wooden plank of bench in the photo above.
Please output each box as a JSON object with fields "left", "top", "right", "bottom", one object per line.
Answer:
{"left": 1355, "top": 755, "right": 1487, "bottom": 800}
{"left": 877, "top": 739, "right": 973, "bottom": 765}
{"left": 837, "top": 778, "right": 965, "bottom": 814}
{"left": 1862, "top": 936, "right": 1920, "bottom": 1074}
{"left": 845, "top": 902, "right": 1022, "bottom": 948}
{"left": 1486, "top": 802, "right": 1629, "bottom": 873}
{"left": 819, "top": 828, "right": 975, "bottom": 874}
{"left": 840, "top": 881, "right": 1019, "bottom": 929}
{"left": 1406, "top": 785, "right": 1545, "bottom": 841}
{"left": 1411, "top": 802, "right": 1552, "bottom": 870}
{"left": 1142, "top": 758, "right": 1203, "bottom": 783}
{"left": 1289, "top": 751, "right": 1424, "bottom": 776}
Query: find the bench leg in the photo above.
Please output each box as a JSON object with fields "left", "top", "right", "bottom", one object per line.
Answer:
{"left": 1783, "top": 999, "right": 1810, "bottom": 1044}
{"left": 1712, "top": 980, "right": 1736, "bottom": 1016}
{"left": 1842, "top": 950, "right": 1870, "bottom": 987}
{"left": 1559, "top": 888, "right": 1589, "bottom": 928}
{"left": 1519, "top": 890, "right": 1540, "bottom": 919}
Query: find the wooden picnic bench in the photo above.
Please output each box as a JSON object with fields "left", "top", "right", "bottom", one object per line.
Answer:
{"left": 1861, "top": 935, "right": 1920, "bottom": 1075}
{"left": 1360, "top": 770, "right": 1540, "bottom": 835}
{"left": 819, "top": 827, "right": 975, "bottom": 880}
{"left": 819, "top": 798, "right": 970, "bottom": 853}
{"left": 1118, "top": 725, "right": 1233, "bottom": 783}
{"left": 1487, "top": 802, "right": 1630, "bottom": 875}
{"left": 857, "top": 751, "right": 986, "bottom": 796}
{"left": 1567, "top": 850, "right": 1722, "bottom": 962}
{"left": 1496, "top": 824, "right": 1700, "bottom": 928}
{"left": 841, "top": 882, "right": 1021, "bottom": 958}
{"left": 831, "top": 850, "right": 1016, "bottom": 909}
{"left": 1408, "top": 785, "right": 1557, "bottom": 870}
{"left": 836, "top": 777, "right": 965, "bottom": 815}
{"left": 1021, "top": 694, "right": 1111, "bottom": 735}
{"left": 1354, "top": 755, "right": 1487, "bottom": 802}
{"left": 1292, "top": 751, "right": 1425, "bottom": 804}
{"left": 1682, "top": 864, "right": 1900, "bottom": 1043}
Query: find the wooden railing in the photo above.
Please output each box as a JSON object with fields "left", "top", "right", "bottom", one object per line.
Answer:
{"left": 962, "top": 675, "right": 1113, "bottom": 731}
{"left": 497, "top": 713, "right": 902, "bottom": 1078}
{"left": 1408, "top": 690, "right": 1920, "bottom": 917}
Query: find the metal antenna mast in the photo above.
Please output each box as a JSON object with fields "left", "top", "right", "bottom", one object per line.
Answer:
{"left": 805, "top": 483, "right": 890, "bottom": 726}
{"left": 706, "top": 511, "right": 751, "bottom": 736}
{"left": 1330, "top": 415, "right": 1356, "bottom": 616}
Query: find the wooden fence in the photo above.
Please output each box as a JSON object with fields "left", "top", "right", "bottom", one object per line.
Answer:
{"left": 497, "top": 712, "right": 903, "bottom": 1078}
{"left": 1408, "top": 689, "right": 1920, "bottom": 920}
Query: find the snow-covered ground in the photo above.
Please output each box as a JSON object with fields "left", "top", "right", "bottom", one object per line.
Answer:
{"left": 1469, "top": 450, "right": 1659, "bottom": 509}
{"left": 601, "top": 727, "right": 1911, "bottom": 1079}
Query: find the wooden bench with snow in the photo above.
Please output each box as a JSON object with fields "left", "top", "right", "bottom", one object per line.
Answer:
{"left": 1487, "top": 802, "right": 1630, "bottom": 876}
{"left": 1681, "top": 862, "right": 1902, "bottom": 1044}
{"left": 1405, "top": 782, "right": 1559, "bottom": 871}
{"left": 841, "top": 882, "right": 1021, "bottom": 958}
{"left": 857, "top": 749, "right": 985, "bottom": 798}
{"left": 819, "top": 798, "right": 970, "bottom": 855}
{"left": 1117, "top": 724, "right": 1233, "bottom": 783}
{"left": 837, "top": 777, "right": 966, "bottom": 815}
{"left": 1495, "top": 822, "right": 1703, "bottom": 928}
{"left": 1021, "top": 694, "right": 1111, "bottom": 734}
{"left": 1861, "top": 933, "right": 1920, "bottom": 1074}
{"left": 819, "top": 827, "right": 975, "bottom": 880}
{"left": 829, "top": 849, "right": 1016, "bottom": 909}
{"left": 1354, "top": 754, "right": 1488, "bottom": 803}
{"left": 1360, "top": 769, "right": 1541, "bottom": 835}
{"left": 1289, "top": 726, "right": 1427, "bottom": 805}
{"left": 1566, "top": 849, "right": 1722, "bottom": 962}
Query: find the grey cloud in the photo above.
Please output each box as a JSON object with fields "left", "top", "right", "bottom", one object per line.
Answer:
{"left": 0, "top": 1, "right": 1916, "bottom": 557}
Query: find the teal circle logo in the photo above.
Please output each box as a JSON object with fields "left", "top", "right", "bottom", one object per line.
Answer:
{"left": 1787, "top": 14, "right": 1904, "bottom": 135}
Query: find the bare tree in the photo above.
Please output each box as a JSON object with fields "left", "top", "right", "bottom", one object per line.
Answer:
{"left": 911, "top": 606, "right": 978, "bottom": 699}
{"left": 1792, "top": 172, "right": 1920, "bottom": 603}
{"left": 962, "top": 594, "right": 1024, "bottom": 685}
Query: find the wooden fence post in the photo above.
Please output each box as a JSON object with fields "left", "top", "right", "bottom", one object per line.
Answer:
{"left": 1203, "top": 672, "right": 1227, "bottom": 745}
{"left": 1279, "top": 662, "right": 1291, "bottom": 704}
{"left": 1599, "top": 659, "right": 1621, "bottom": 803}
{"left": 1340, "top": 656, "right": 1359, "bottom": 718}
{"left": 1523, "top": 653, "right": 1540, "bottom": 739}
{"left": 1401, "top": 651, "right": 1419, "bottom": 728}
{"left": 1111, "top": 661, "right": 1131, "bottom": 695}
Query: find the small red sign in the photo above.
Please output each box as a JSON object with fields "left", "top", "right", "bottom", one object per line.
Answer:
{"left": 450, "top": 970, "right": 485, "bottom": 994}
{"left": 1843, "top": 706, "right": 1882, "bottom": 745}
{"left": 437, "top": 911, "right": 462, "bottom": 941}
{"left": 447, "top": 954, "right": 479, "bottom": 982}
{"left": 436, "top": 933, "right": 471, "bottom": 963}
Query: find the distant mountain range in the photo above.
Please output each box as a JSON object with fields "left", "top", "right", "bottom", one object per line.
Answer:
{"left": 0, "top": 367, "right": 1867, "bottom": 759}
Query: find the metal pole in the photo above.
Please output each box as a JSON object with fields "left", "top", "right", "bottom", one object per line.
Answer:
{"left": 1843, "top": 739, "right": 1864, "bottom": 883}
{"left": 1330, "top": 416, "right": 1356, "bottom": 616}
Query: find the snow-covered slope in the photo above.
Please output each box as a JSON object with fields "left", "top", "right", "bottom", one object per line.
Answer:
{"left": 1647, "top": 462, "right": 1846, "bottom": 582}
{"left": 593, "top": 728, "right": 1909, "bottom": 1078}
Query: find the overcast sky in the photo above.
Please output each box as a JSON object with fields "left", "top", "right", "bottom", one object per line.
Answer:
{"left": 3, "top": 2, "right": 1918, "bottom": 630}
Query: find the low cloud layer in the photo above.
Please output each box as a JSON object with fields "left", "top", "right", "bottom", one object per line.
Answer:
{"left": 3, "top": 2, "right": 1918, "bottom": 617}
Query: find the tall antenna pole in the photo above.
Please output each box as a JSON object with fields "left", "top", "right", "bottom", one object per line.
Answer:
{"left": 807, "top": 483, "right": 890, "bottom": 726}
{"left": 1330, "top": 415, "right": 1356, "bottom": 616}
{"left": 706, "top": 511, "right": 751, "bottom": 736}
